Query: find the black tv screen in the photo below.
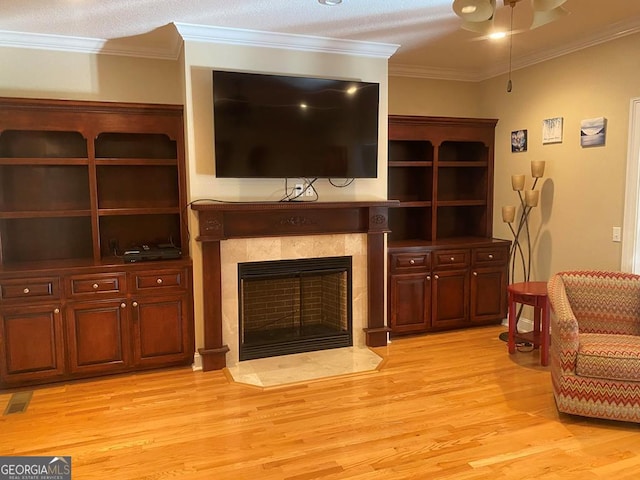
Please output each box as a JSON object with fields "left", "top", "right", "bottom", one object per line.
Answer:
{"left": 212, "top": 70, "right": 379, "bottom": 178}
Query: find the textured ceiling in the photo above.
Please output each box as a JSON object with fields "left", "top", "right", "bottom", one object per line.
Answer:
{"left": 1, "top": 0, "right": 639, "bottom": 80}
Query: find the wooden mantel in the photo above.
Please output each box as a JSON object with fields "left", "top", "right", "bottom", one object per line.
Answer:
{"left": 191, "top": 200, "right": 397, "bottom": 371}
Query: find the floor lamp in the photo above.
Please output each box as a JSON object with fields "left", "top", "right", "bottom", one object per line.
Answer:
{"left": 499, "top": 160, "right": 545, "bottom": 342}
{"left": 502, "top": 160, "right": 545, "bottom": 284}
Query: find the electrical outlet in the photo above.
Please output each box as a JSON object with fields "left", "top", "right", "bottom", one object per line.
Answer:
{"left": 294, "top": 183, "right": 304, "bottom": 196}
{"left": 612, "top": 226, "right": 622, "bottom": 242}
{"left": 305, "top": 184, "right": 314, "bottom": 196}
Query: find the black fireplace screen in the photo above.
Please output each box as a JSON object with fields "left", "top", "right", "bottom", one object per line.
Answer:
{"left": 238, "top": 256, "right": 353, "bottom": 361}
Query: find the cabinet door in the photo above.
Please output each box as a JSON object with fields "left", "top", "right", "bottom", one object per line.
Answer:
{"left": 432, "top": 269, "right": 469, "bottom": 329}
{"left": 66, "top": 300, "right": 131, "bottom": 374}
{"left": 389, "top": 273, "right": 431, "bottom": 334}
{"left": 131, "top": 294, "right": 192, "bottom": 367}
{"left": 470, "top": 267, "right": 507, "bottom": 324}
{"left": 0, "top": 304, "right": 65, "bottom": 386}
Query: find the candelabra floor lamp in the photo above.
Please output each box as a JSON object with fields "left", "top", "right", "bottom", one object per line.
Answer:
{"left": 499, "top": 160, "right": 546, "bottom": 343}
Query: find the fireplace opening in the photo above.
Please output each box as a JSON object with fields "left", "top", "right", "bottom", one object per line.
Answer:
{"left": 238, "top": 256, "right": 352, "bottom": 361}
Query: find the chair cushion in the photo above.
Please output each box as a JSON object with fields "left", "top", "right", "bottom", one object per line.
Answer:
{"left": 576, "top": 333, "right": 640, "bottom": 382}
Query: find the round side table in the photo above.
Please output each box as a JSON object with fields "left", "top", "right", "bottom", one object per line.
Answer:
{"left": 507, "top": 281, "right": 550, "bottom": 366}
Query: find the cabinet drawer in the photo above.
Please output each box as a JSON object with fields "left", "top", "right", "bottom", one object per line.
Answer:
{"left": 433, "top": 250, "right": 469, "bottom": 269}
{"left": 68, "top": 273, "right": 126, "bottom": 297}
{"left": 473, "top": 247, "right": 508, "bottom": 266}
{"left": 131, "top": 269, "right": 186, "bottom": 293}
{"left": 0, "top": 277, "right": 60, "bottom": 302}
{"left": 390, "top": 252, "right": 430, "bottom": 272}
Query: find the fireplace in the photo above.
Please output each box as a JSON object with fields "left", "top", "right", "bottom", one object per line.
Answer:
{"left": 191, "top": 201, "right": 394, "bottom": 371}
{"left": 238, "top": 256, "right": 352, "bottom": 360}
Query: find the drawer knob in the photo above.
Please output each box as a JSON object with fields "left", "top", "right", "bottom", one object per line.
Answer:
{"left": 435, "top": 274, "right": 440, "bottom": 280}
{"left": 132, "top": 301, "right": 139, "bottom": 307}
{"left": 23, "top": 287, "right": 30, "bottom": 294}
{"left": 473, "top": 272, "right": 478, "bottom": 276}
{"left": 54, "top": 308, "right": 60, "bottom": 314}
{"left": 120, "top": 303, "right": 126, "bottom": 309}
{"left": 488, "top": 254, "right": 494, "bottom": 259}
{"left": 409, "top": 259, "right": 415, "bottom": 265}
{"left": 427, "top": 275, "right": 431, "bottom": 280}
{"left": 450, "top": 257, "right": 455, "bottom": 262}
{"left": 92, "top": 283, "right": 99, "bottom": 289}
{"left": 156, "top": 278, "right": 163, "bottom": 285}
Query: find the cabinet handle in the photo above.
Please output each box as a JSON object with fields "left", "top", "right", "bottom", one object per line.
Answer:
{"left": 435, "top": 274, "right": 439, "bottom": 280}
{"left": 53, "top": 308, "right": 60, "bottom": 314}
{"left": 156, "top": 278, "right": 163, "bottom": 285}
{"left": 92, "top": 283, "right": 99, "bottom": 289}
{"left": 409, "top": 259, "right": 415, "bottom": 265}
{"left": 450, "top": 257, "right": 455, "bottom": 262}
{"left": 132, "top": 301, "right": 138, "bottom": 307}
{"left": 23, "top": 288, "right": 30, "bottom": 294}
{"left": 427, "top": 275, "right": 431, "bottom": 280}
{"left": 488, "top": 254, "right": 494, "bottom": 259}
{"left": 473, "top": 272, "right": 478, "bottom": 276}
{"left": 120, "top": 303, "right": 126, "bottom": 309}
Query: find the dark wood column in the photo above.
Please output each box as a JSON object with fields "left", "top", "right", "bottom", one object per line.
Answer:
{"left": 191, "top": 201, "right": 396, "bottom": 371}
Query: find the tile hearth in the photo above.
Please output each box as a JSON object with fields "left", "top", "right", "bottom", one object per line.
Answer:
{"left": 225, "top": 347, "right": 384, "bottom": 388}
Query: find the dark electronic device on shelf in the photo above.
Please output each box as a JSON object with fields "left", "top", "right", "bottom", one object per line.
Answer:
{"left": 123, "top": 244, "right": 182, "bottom": 263}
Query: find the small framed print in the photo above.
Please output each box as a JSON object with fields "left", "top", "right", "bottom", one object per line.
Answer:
{"left": 542, "top": 117, "right": 563, "bottom": 144}
{"left": 511, "top": 129, "right": 527, "bottom": 152}
{"left": 581, "top": 117, "right": 607, "bottom": 147}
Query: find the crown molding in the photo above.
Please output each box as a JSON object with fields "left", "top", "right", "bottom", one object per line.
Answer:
{"left": 0, "top": 29, "right": 183, "bottom": 60}
{"left": 173, "top": 23, "right": 400, "bottom": 59}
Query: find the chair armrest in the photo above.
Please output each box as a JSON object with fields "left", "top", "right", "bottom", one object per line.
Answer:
{"left": 547, "top": 274, "right": 579, "bottom": 369}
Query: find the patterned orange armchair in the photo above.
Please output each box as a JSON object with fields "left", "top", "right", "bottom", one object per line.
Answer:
{"left": 547, "top": 270, "right": 640, "bottom": 423}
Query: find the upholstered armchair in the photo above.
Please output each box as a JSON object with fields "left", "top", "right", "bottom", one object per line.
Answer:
{"left": 547, "top": 270, "right": 640, "bottom": 423}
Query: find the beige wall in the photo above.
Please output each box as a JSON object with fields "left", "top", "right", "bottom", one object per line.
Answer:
{"left": 389, "top": 32, "right": 640, "bottom": 282}
{"left": 483, "top": 32, "right": 640, "bottom": 281}
{"left": 0, "top": 46, "right": 181, "bottom": 103}
{"left": 389, "top": 76, "right": 482, "bottom": 118}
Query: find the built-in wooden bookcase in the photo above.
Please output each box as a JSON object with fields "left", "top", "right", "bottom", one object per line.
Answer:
{"left": 0, "top": 97, "right": 194, "bottom": 388}
{"left": 387, "top": 115, "right": 510, "bottom": 335}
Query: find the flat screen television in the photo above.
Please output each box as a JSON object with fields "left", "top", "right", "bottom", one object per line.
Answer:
{"left": 212, "top": 70, "right": 379, "bottom": 178}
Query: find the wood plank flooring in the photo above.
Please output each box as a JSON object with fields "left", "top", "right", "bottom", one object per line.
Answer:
{"left": 2, "top": 325, "right": 639, "bottom": 479}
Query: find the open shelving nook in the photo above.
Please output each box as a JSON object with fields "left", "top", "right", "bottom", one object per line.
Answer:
{"left": 387, "top": 115, "right": 510, "bottom": 336}
{"left": 0, "top": 97, "right": 194, "bottom": 389}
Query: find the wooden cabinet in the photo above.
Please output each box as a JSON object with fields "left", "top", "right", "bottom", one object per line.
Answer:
{"left": 0, "top": 302, "right": 65, "bottom": 385}
{"left": 387, "top": 115, "right": 509, "bottom": 335}
{"left": 0, "top": 97, "right": 194, "bottom": 388}
{"left": 388, "top": 251, "right": 431, "bottom": 334}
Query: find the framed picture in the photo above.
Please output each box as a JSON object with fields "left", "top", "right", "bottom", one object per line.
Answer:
{"left": 542, "top": 117, "right": 563, "bottom": 144}
{"left": 581, "top": 117, "right": 607, "bottom": 147}
{"left": 511, "top": 129, "right": 527, "bottom": 152}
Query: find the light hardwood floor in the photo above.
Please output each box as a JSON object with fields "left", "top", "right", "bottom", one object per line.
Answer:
{"left": 2, "top": 325, "right": 639, "bottom": 479}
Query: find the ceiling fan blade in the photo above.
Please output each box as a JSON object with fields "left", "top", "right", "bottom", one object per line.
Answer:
{"left": 532, "top": 0, "right": 568, "bottom": 11}
{"left": 530, "top": 5, "right": 569, "bottom": 29}
{"left": 453, "top": 0, "right": 496, "bottom": 23}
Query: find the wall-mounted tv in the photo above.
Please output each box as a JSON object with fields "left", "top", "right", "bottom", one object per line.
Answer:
{"left": 212, "top": 70, "right": 380, "bottom": 178}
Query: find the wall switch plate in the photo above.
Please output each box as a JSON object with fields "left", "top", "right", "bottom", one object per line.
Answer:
{"left": 613, "top": 226, "right": 622, "bottom": 242}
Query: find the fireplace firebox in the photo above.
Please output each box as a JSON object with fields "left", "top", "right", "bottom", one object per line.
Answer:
{"left": 238, "top": 256, "right": 352, "bottom": 361}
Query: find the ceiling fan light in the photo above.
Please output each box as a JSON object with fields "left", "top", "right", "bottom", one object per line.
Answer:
{"left": 531, "top": 0, "right": 567, "bottom": 11}
{"left": 530, "top": 6, "right": 569, "bottom": 29}
{"left": 453, "top": 0, "right": 495, "bottom": 23}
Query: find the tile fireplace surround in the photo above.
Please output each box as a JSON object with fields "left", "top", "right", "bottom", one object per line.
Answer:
{"left": 191, "top": 201, "right": 395, "bottom": 371}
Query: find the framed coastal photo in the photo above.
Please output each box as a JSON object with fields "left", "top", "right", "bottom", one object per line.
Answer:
{"left": 511, "top": 129, "right": 527, "bottom": 152}
{"left": 581, "top": 117, "right": 607, "bottom": 147}
{"left": 542, "top": 117, "right": 563, "bottom": 144}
